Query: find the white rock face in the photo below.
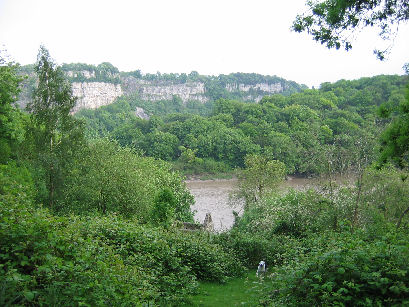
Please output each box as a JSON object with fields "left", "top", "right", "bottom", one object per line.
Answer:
{"left": 72, "top": 82, "right": 123, "bottom": 112}
{"left": 140, "top": 82, "right": 207, "bottom": 103}
{"left": 68, "top": 80, "right": 285, "bottom": 113}
{"left": 122, "top": 77, "right": 208, "bottom": 103}
{"left": 135, "top": 107, "right": 150, "bottom": 120}
{"left": 226, "top": 82, "right": 283, "bottom": 93}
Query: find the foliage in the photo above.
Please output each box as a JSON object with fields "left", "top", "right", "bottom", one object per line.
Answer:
{"left": 232, "top": 188, "right": 346, "bottom": 239}
{"left": 75, "top": 215, "right": 197, "bottom": 305}
{"left": 0, "top": 162, "right": 35, "bottom": 205}
{"left": 4, "top": 44, "right": 409, "bottom": 307}
{"left": 0, "top": 167, "right": 146, "bottom": 306}
{"left": 233, "top": 165, "right": 409, "bottom": 238}
{"left": 0, "top": 55, "right": 25, "bottom": 163}
{"left": 264, "top": 231, "right": 409, "bottom": 306}
{"left": 227, "top": 166, "right": 409, "bottom": 305}
{"left": 74, "top": 75, "right": 407, "bottom": 176}
{"left": 165, "top": 231, "right": 245, "bottom": 283}
{"left": 151, "top": 188, "right": 177, "bottom": 228}
{"left": 25, "top": 46, "right": 85, "bottom": 208}
{"left": 142, "top": 130, "right": 180, "bottom": 161}
{"left": 173, "top": 156, "right": 233, "bottom": 176}
{"left": 0, "top": 164, "right": 245, "bottom": 305}
{"left": 378, "top": 82, "right": 409, "bottom": 168}
{"left": 61, "top": 138, "right": 194, "bottom": 222}
{"left": 60, "top": 62, "right": 120, "bottom": 83}
{"left": 78, "top": 75, "right": 405, "bottom": 175}
{"left": 236, "top": 154, "right": 286, "bottom": 207}
{"left": 216, "top": 231, "right": 299, "bottom": 269}
{"left": 361, "top": 165, "right": 409, "bottom": 229}
{"left": 293, "top": 0, "right": 409, "bottom": 59}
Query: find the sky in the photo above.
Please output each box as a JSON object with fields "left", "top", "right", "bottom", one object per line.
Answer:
{"left": 0, "top": 0, "right": 408, "bottom": 88}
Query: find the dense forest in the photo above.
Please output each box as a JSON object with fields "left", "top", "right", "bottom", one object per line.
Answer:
{"left": 76, "top": 74, "right": 408, "bottom": 176}
{"left": 1, "top": 37, "right": 409, "bottom": 307}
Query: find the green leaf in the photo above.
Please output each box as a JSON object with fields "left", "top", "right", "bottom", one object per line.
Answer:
{"left": 24, "top": 291, "right": 35, "bottom": 301}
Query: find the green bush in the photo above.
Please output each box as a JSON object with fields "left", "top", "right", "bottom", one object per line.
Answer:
{"left": 216, "top": 231, "right": 299, "bottom": 269}
{"left": 77, "top": 214, "right": 198, "bottom": 304}
{"left": 166, "top": 231, "right": 245, "bottom": 282}
{"left": 151, "top": 188, "right": 177, "bottom": 228}
{"left": 60, "top": 138, "right": 194, "bottom": 223}
{"left": 0, "top": 190, "right": 145, "bottom": 305}
{"left": 0, "top": 165, "right": 192, "bottom": 305}
{"left": 1, "top": 150, "right": 246, "bottom": 305}
{"left": 264, "top": 231, "right": 409, "bottom": 306}
{"left": 232, "top": 188, "right": 356, "bottom": 239}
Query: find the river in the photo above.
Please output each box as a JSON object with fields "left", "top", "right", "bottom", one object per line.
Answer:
{"left": 185, "top": 176, "right": 354, "bottom": 232}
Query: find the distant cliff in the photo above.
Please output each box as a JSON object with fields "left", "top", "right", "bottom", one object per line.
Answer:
{"left": 71, "top": 82, "right": 123, "bottom": 112}
{"left": 18, "top": 63, "right": 308, "bottom": 113}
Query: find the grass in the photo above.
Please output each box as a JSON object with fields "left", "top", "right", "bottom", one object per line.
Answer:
{"left": 182, "top": 271, "right": 266, "bottom": 307}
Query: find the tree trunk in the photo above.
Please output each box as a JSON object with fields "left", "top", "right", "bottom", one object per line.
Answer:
{"left": 49, "top": 135, "right": 54, "bottom": 209}
{"left": 352, "top": 171, "right": 363, "bottom": 230}
{"left": 397, "top": 206, "right": 409, "bottom": 229}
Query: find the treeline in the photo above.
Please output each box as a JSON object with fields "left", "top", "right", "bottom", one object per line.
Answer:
{"left": 61, "top": 62, "right": 121, "bottom": 83}
{"left": 76, "top": 74, "right": 408, "bottom": 175}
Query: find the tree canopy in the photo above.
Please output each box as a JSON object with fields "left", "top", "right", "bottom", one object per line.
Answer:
{"left": 293, "top": 0, "right": 409, "bottom": 59}
{"left": 0, "top": 54, "right": 25, "bottom": 163}
{"left": 26, "top": 46, "right": 84, "bottom": 208}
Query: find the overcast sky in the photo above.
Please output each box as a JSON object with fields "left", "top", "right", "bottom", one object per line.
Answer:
{"left": 0, "top": 0, "right": 408, "bottom": 88}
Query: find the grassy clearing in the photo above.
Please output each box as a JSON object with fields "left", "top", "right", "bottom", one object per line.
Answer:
{"left": 182, "top": 271, "right": 265, "bottom": 307}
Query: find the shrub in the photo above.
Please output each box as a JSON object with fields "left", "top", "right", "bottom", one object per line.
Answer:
{"left": 78, "top": 215, "right": 198, "bottom": 304}
{"left": 166, "top": 231, "right": 245, "bottom": 282}
{"left": 232, "top": 188, "right": 357, "bottom": 239}
{"left": 264, "top": 231, "right": 409, "bottom": 306}
{"left": 60, "top": 138, "right": 194, "bottom": 222}
{"left": 216, "top": 231, "right": 300, "bottom": 269}
{"left": 0, "top": 189, "right": 145, "bottom": 305}
{"left": 151, "top": 188, "right": 177, "bottom": 228}
{"left": 0, "top": 163, "right": 244, "bottom": 305}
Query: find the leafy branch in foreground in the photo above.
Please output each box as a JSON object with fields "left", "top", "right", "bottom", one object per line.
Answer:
{"left": 293, "top": 0, "right": 409, "bottom": 59}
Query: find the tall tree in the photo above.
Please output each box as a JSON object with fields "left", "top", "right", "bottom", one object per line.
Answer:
{"left": 0, "top": 53, "right": 25, "bottom": 163}
{"left": 26, "top": 46, "right": 83, "bottom": 208}
{"left": 236, "top": 154, "right": 286, "bottom": 208}
{"left": 378, "top": 82, "right": 409, "bottom": 168}
{"left": 293, "top": 0, "right": 409, "bottom": 59}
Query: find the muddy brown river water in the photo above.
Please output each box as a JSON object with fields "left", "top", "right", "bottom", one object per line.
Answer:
{"left": 186, "top": 176, "right": 353, "bottom": 232}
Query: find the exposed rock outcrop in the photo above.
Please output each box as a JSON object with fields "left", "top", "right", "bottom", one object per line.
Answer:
{"left": 18, "top": 64, "right": 308, "bottom": 113}
{"left": 71, "top": 82, "right": 123, "bottom": 112}
{"left": 225, "top": 82, "right": 283, "bottom": 93}
{"left": 226, "top": 82, "right": 284, "bottom": 102}
{"left": 135, "top": 107, "right": 150, "bottom": 120}
{"left": 122, "top": 77, "right": 208, "bottom": 103}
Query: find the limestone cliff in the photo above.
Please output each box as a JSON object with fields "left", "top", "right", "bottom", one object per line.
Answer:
{"left": 18, "top": 63, "right": 308, "bottom": 113}
{"left": 71, "top": 82, "right": 123, "bottom": 112}
{"left": 225, "top": 82, "right": 283, "bottom": 93}
{"left": 122, "top": 77, "right": 208, "bottom": 103}
{"left": 225, "top": 82, "right": 284, "bottom": 102}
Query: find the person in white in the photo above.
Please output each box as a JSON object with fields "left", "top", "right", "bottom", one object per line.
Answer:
{"left": 257, "top": 260, "right": 266, "bottom": 277}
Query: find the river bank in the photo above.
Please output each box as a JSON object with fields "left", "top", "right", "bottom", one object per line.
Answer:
{"left": 185, "top": 175, "right": 355, "bottom": 232}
